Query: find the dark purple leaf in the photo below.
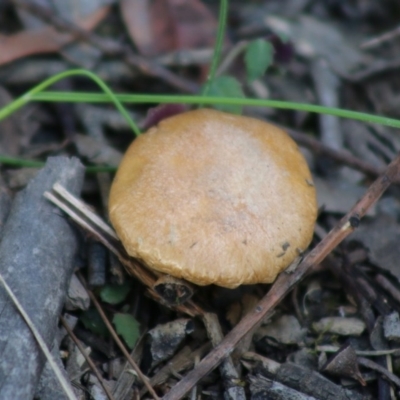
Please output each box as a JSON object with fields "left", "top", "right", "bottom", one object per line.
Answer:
{"left": 142, "top": 104, "right": 189, "bottom": 131}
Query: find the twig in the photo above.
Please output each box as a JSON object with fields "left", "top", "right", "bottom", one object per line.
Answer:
{"left": 216, "top": 41, "right": 248, "bottom": 76}
{"left": 375, "top": 274, "right": 400, "bottom": 305}
{"left": 358, "top": 357, "right": 400, "bottom": 389}
{"left": 327, "top": 256, "right": 391, "bottom": 318}
{"left": 361, "top": 25, "right": 400, "bottom": 49}
{"left": 60, "top": 315, "right": 114, "bottom": 400}
{"left": 316, "top": 345, "right": 400, "bottom": 357}
{"left": 13, "top": 0, "right": 199, "bottom": 93}
{"left": 287, "top": 127, "right": 384, "bottom": 179}
{"left": 162, "top": 153, "right": 400, "bottom": 400}
{"left": 202, "top": 312, "right": 246, "bottom": 400}
{"left": 76, "top": 273, "right": 160, "bottom": 400}
{"left": 345, "top": 57, "right": 400, "bottom": 82}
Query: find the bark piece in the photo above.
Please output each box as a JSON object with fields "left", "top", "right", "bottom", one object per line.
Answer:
{"left": 249, "top": 374, "right": 318, "bottom": 400}
{"left": 255, "top": 315, "right": 306, "bottom": 346}
{"left": 87, "top": 241, "right": 107, "bottom": 286}
{"left": 65, "top": 274, "right": 90, "bottom": 311}
{"left": 312, "top": 317, "right": 366, "bottom": 336}
{"left": 243, "top": 353, "right": 369, "bottom": 400}
{"left": 145, "top": 318, "right": 194, "bottom": 370}
{"left": 321, "top": 344, "right": 366, "bottom": 385}
{"left": 0, "top": 156, "right": 85, "bottom": 399}
{"left": 350, "top": 216, "right": 400, "bottom": 281}
{"left": 276, "top": 362, "right": 366, "bottom": 400}
{"left": 383, "top": 311, "right": 400, "bottom": 342}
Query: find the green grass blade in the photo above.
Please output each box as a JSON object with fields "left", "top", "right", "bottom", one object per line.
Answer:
{"left": 0, "top": 155, "right": 116, "bottom": 172}
{"left": 0, "top": 69, "right": 141, "bottom": 136}
{"left": 201, "top": 0, "right": 228, "bottom": 98}
{"left": 29, "top": 91, "right": 400, "bottom": 130}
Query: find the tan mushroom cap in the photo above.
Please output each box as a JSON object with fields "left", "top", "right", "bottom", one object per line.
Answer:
{"left": 109, "top": 109, "right": 317, "bottom": 288}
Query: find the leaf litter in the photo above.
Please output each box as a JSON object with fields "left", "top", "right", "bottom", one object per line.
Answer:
{"left": 2, "top": 0, "right": 400, "bottom": 399}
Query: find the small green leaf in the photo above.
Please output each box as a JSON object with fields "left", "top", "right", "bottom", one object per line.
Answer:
{"left": 100, "top": 282, "right": 131, "bottom": 305}
{"left": 81, "top": 309, "right": 109, "bottom": 337}
{"left": 206, "top": 75, "right": 245, "bottom": 114}
{"left": 245, "top": 39, "right": 274, "bottom": 82}
{"left": 113, "top": 313, "right": 140, "bottom": 349}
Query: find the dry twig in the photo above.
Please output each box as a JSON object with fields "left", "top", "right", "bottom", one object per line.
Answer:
{"left": 361, "top": 25, "right": 400, "bottom": 49}
{"left": 287, "top": 127, "right": 384, "bottom": 179}
{"left": 358, "top": 357, "right": 400, "bottom": 389}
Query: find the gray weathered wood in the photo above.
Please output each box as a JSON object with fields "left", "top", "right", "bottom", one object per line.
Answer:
{"left": 0, "top": 183, "right": 12, "bottom": 239}
{"left": 0, "top": 157, "right": 85, "bottom": 399}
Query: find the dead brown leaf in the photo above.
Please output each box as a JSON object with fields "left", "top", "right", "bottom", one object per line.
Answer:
{"left": 0, "top": 5, "right": 109, "bottom": 66}
{"left": 120, "top": 0, "right": 218, "bottom": 57}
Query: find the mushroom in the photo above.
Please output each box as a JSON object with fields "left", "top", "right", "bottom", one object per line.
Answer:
{"left": 109, "top": 108, "right": 317, "bottom": 288}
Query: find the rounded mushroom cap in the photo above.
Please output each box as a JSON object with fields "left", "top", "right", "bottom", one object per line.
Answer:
{"left": 109, "top": 109, "right": 317, "bottom": 288}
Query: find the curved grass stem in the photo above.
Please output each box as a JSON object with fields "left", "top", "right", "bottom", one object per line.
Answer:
{"left": 201, "top": 0, "right": 228, "bottom": 98}
{"left": 0, "top": 69, "right": 141, "bottom": 136}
